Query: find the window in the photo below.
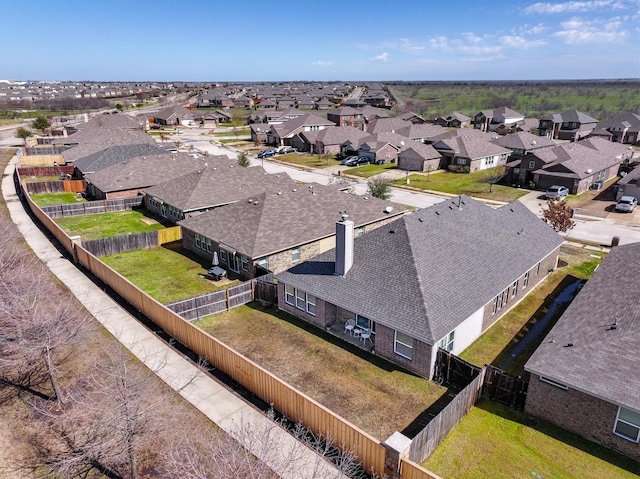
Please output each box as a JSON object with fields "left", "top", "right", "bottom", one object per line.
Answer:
{"left": 195, "top": 234, "right": 201, "bottom": 249}
{"left": 511, "top": 280, "right": 518, "bottom": 298}
{"left": 295, "top": 288, "right": 305, "bottom": 310}
{"left": 220, "top": 249, "right": 228, "bottom": 263}
{"left": 356, "top": 226, "right": 365, "bottom": 237}
{"left": 439, "top": 331, "right": 455, "bottom": 352}
{"left": 540, "top": 376, "right": 568, "bottom": 390}
{"left": 285, "top": 285, "right": 295, "bottom": 306}
{"left": 206, "top": 238, "right": 212, "bottom": 253}
{"left": 536, "top": 262, "right": 541, "bottom": 275}
{"left": 492, "top": 296, "right": 498, "bottom": 314}
{"left": 241, "top": 255, "right": 249, "bottom": 271}
{"left": 291, "top": 247, "right": 300, "bottom": 262}
{"left": 394, "top": 331, "right": 413, "bottom": 360}
{"left": 529, "top": 161, "right": 536, "bottom": 169}
{"left": 523, "top": 271, "right": 530, "bottom": 288}
{"left": 256, "top": 257, "right": 269, "bottom": 269}
{"left": 614, "top": 407, "right": 640, "bottom": 442}
{"left": 306, "top": 294, "right": 316, "bottom": 316}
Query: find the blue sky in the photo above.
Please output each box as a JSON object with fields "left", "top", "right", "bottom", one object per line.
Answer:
{"left": 2, "top": 0, "right": 639, "bottom": 81}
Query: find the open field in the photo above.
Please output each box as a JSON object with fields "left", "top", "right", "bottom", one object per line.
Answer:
{"left": 195, "top": 303, "right": 447, "bottom": 440}
{"left": 388, "top": 80, "right": 640, "bottom": 121}
{"left": 460, "top": 244, "right": 606, "bottom": 374}
{"left": 55, "top": 209, "right": 168, "bottom": 240}
{"left": 423, "top": 400, "right": 640, "bottom": 479}
{"left": 393, "top": 170, "right": 529, "bottom": 202}
{"left": 102, "top": 244, "right": 240, "bottom": 304}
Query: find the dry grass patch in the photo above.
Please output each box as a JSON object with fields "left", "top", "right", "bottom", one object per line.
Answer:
{"left": 195, "top": 304, "right": 446, "bottom": 440}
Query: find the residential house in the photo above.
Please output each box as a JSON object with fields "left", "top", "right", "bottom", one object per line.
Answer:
{"left": 538, "top": 110, "right": 598, "bottom": 141}
{"left": 395, "top": 123, "right": 448, "bottom": 144}
{"left": 432, "top": 135, "right": 511, "bottom": 172}
{"left": 250, "top": 123, "right": 270, "bottom": 144}
{"left": 397, "top": 142, "right": 443, "bottom": 172}
{"left": 266, "top": 113, "right": 335, "bottom": 146}
{"left": 60, "top": 128, "right": 156, "bottom": 165}
{"left": 365, "top": 117, "right": 412, "bottom": 134}
{"left": 194, "top": 110, "right": 232, "bottom": 127}
{"left": 592, "top": 112, "right": 640, "bottom": 145}
{"left": 397, "top": 111, "right": 427, "bottom": 124}
{"left": 326, "top": 107, "right": 364, "bottom": 129}
{"left": 256, "top": 99, "right": 277, "bottom": 110}
{"left": 525, "top": 137, "right": 632, "bottom": 194}
{"left": 293, "top": 126, "right": 369, "bottom": 155}
{"left": 525, "top": 242, "right": 640, "bottom": 459}
{"left": 178, "top": 183, "right": 405, "bottom": 280}
{"left": 276, "top": 196, "right": 562, "bottom": 378}
{"left": 474, "top": 107, "right": 524, "bottom": 132}
{"left": 433, "top": 112, "right": 471, "bottom": 128}
{"left": 316, "top": 98, "right": 334, "bottom": 110}
{"left": 614, "top": 166, "right": 640, "bottom": 201}
{"left": 355, "top": 132, "right": 409, "bottom": 164}
{"left": 233, "top": 95, "right": 253, "bottom": 109}
{"left": 491, "top": 131, "right": 556, "bottom": 160}
{"left": 152, "top": 105, "right": 195, "bottom": 127}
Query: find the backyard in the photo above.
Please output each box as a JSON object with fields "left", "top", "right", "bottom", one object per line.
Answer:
{"left": 30, "top": 192, "right": 86, "bottom": 206}
{"left": 101, "top": 243, "right": 240, "bottom": 304}
{"left": 423, "top": 401, "right": 640, "bottom": 479}
{"left": 392, "top": 170, "right": 529, "bottom": 203}
{"left": 55, "top": 209, "right": 169, "bottom": 241}
{"left": 194, "top": 304, "right": 447, "bottom": 440}
{"left": 460, "top": 244, "right": 606, "bottom": 374}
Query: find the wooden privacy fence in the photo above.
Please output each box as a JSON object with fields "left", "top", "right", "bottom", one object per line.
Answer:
{"left": 409, "top": 372, "right": 484, "bottom": 463}
{"left": 19, "top": 154, "right": 65, "bottom": 166}
{"left": 17, "top": 165, "right": 75, "bottom": 178}
{"left": 482, "top": 365, "right": 529, "bottom": 411}
{"left": 41, "top": 196, "right": 144, "bottom": 218}
{"left": 81, "top": 227, "right": 181, "bottom": 257}
{"left": 25, "top": 180, "right": 86, "bottom": 194}
{"left": 166, "top": 282, "right": 253, "bottom": 320}
{"left": 24, "top": 146, "right": 68, "bottom": 156}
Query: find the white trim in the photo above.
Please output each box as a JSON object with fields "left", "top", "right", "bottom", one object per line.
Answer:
{"left": 614, "top": 406, "right": 640, "bottom": 443}
{"left": 540, "top": 376, "right": 568, "bottom": 390}
{"left": 394, "top": 331, "right": 413, "bottom": 360}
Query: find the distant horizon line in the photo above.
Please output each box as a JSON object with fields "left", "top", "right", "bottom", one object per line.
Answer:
{"left": 2, "top": 78, "right": 639, "bottom": 84}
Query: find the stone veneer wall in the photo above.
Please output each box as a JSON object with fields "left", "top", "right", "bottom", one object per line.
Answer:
{"left": 525, "top": 376, "right": 640, "bottom": 459}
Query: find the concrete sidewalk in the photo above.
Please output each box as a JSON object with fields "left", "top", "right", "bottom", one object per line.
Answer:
{"left": 1, "top": 155, "right": 345, "bottom": 479}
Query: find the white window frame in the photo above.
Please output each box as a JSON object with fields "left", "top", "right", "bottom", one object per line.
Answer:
{"left": 523, "top": 271, "right": 530, "bottom": 288}
{"left": 241, "top": 255, "right": 249, "bottom": 271}
{"left": 220, "top": 249, "right": 228, "bottom": 263}
{"left": 295, "top": 288, "right": 305, "bottom": 310}
{"left": 285, "top": 285, "right": 295, "bottom": 306}
{"left": 306, "top": 294, "right": 316, "bottom": 316}
{"left": 291, "top": 247, "right": 300, "bottom": 262}
{"left": 529, "top": 160, "right": 535, "bottom": 169}
{"left": 540, "top": 376, "right": 568, "bottom": 390}
{"left": 206, "top": 238, "right": 212, "bottom": 253}
{"left": 439, "top": 331, "right": 455, "bottom": 352}
{"left": 394, "top": 331, "right": 413, "bottom": 360}
{"left": 195, "top": 234, "right": 201, "bottom": 249}
{"left": 614, "top": 407, "right": 640, "bottom": 443}
{"left": 511, "top": 280, "right": 518, "bottom": 298}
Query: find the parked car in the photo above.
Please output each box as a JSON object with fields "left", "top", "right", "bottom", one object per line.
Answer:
{"left": 615, "top": 196, "right": 637, "bottom": 213}
{"left": 545, "top": 185, "right": 569, "bottom": 199}
{"left": 355, "top": 157, "right": 370, "bottom": 166}
{"left": 279, "top": 146, "right": 297, "bottom": 154}
{"left": 343, "top": 156, "right": 370, "bottom": 167}
{"left": 341, "top": 155, "right": 359, "bottom": 165}
{"left": 257, "top": 149, "right": 276, "bottom": 158}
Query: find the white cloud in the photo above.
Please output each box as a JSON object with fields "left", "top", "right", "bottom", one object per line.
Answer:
{"left": 552, "top": 16, "right": 628, "bottom": 43}
{"left": 524, "top": 0, "right": 628, "bottom": 14}
{"left": 429, "top": 36, "right": 450, "bottom": 50}
{"left": 400, "top": 38, "right": 425, "bottom": 52}
{"left": 500, "top": 35, "right": 548, "bottom": 48}
{"left": 371, "top": 52, "right": 389, "bottom": 62}
{"left": 518, "top": 23, "right": 548, "bottom": 34}
{"left": 312, "top": 60, "right": 333, "bottom": 67}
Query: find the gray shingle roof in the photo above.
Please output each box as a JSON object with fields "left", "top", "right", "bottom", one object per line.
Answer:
{"left": 525, "top": 243, "right": 640, "bottom": 411}
{"left": 491, "top": 131, "right": 556, "bottom": 151}
{"left": 433, "top": 135, "right": 511, "bottom": 160}
{"left": 74, "top": 143, "right": 167, "bottom": 174}
{"left": 178, "top": 185, "right": 405, "bottom": 258}
{"left": 276, "top": 196, "right": 562, "bottom": 344}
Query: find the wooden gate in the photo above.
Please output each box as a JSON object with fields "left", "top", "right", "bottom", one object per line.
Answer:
{"left": 433, "top": 349, "right": 481, "bottom": 390}
{"left": 482, "top": 366, "right": 528, "bottom": 411}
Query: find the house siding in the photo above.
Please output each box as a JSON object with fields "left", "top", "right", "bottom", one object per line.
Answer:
{"left": 482, "top": 246, "right": 559, "bottom": 331}
{"left": 525, "top": 377, "right": 640, "bottom": 459}
{"left": 277, "top": 283, "right": 327, "bottom": 329}
{"left": 374, "top": 323, "right": 433, "bottom": 378}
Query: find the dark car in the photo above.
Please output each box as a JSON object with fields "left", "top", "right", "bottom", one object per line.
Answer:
{"left": 344, "top": 156, "right": 370, "bottom": 167}
{"left": 257, "top": 149, "right": 276, "bottom": 158}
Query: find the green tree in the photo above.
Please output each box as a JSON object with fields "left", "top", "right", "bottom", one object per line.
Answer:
{"left": 237, "top": 151, "right": 250, "bottom": 167}
{"left": 16, "top": 127, "right": 33, "bottom": 147}
{"left": 32, "top": 115, "right": 51, "bottom": 135}
{"left": 367, "top": 175, "right": 393, "bottom": 200}
{"left": 115, "top": 103, "right": 124, "bottom": 111}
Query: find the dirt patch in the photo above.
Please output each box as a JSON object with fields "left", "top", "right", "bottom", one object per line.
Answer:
{"left": 140, "top": 217, "right": 159, "bottom": 225}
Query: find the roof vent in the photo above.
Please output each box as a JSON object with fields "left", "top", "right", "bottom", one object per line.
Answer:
{"left": 384, "top": 206, "right": 394, "bottom": 213}
{"left": 586, "top": 168, "right": 593, "bottom": 174}
{"left": 563, "top": 343, "right": 574, "bottom": 348}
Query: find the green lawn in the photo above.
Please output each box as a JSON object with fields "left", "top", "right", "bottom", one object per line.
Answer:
{"left": 423, "top": 401, "right": 640, "bottom": 479}
{"left": 272, "top": 153, "right": 337, "bottom": 169}
{"left": 30, "top": 192, "right": 86, "bottom": 206}
{"left": 102, "top": 245, "right": 240, "bottom": 304}
{"left": 55, "top": 209, "right": 168, "bottom": 241}
{"left": 459, "top": 245, "right": 606, "bottom": 375}
{"left": 213, "top": 129, "right": 250, "bottom": 137}
{"left": 344, "top": 163, "right": 398, "bottom": 178}
{"left": 392, "top": 171, "right": 528, "bottom": 202}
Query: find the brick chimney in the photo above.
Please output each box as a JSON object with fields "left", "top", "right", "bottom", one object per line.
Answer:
{"left": 335, "top": 213, "right": 354, "bottom": 277}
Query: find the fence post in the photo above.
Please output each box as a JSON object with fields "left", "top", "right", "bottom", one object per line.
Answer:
{"left": 69, "top": 235, "right": 82, "bottom": 263}
{"left": 251, "top": 280, "right": 255, "bottom": 300}
{"left": 382, "top": 432, "right": 411, "bottom": 479}
{"left": 226, "top": 288, "right": 231, "bottom": 311}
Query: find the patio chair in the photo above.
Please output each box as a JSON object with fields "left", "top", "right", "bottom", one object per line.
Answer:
{"left": 344, "top": 319, "right": 355, "bottom": 335}
{"left": 360, "top": 328, "right": 372, "bottom": 344}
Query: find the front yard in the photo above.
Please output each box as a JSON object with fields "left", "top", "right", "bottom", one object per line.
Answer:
{"left": 393, "top": 170, "right": 529, "bottom": 203}
{"left": 194, "top": 304, "right": 447, "bottom": 440}
{"left": 101, "top": 244, "right": 240, "bottom": 304}
{"left": 344, "top": 163, "right": 398, "bottom": 178}
{"left": 270, "top": 152, "right": 337, "bottom": 169}
{"left": 423, "top": 401, "right": 640, "bottom": 479}
{"left": 55, "top": 209, "right": 169, "bottom": 241}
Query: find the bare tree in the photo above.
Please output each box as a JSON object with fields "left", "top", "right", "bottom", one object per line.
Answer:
{"left": 482, "top": 165, "right": 506, "bottom": 193}
{"left": 542, "top": 199, "right": 575, "bottom": 233}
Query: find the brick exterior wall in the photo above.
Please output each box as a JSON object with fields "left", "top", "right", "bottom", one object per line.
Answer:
{"left": 526, "top": 377, "right": 640, "bottom": 459}
{"left": 277, "top": 282, "right": 327, "bottom": 329}
{"left": 482, "top": 247, "right": 560, "bottom": 331}
{"left": 374, "top": 323, "right": 433, "bottom": 378}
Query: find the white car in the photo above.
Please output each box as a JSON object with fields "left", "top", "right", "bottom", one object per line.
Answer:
{"left": 545, "top": 185, "right": 569, "bottom": 199}
{"left": 615, "top": 196, "right": 637, "bottom": 213}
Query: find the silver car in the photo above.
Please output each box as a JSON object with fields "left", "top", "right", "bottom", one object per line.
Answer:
{"left": 545, "top": 185, "right": 569, "bottom": 199}
{"left": 615, "top": 196, "right": 637, "bottom": 213}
